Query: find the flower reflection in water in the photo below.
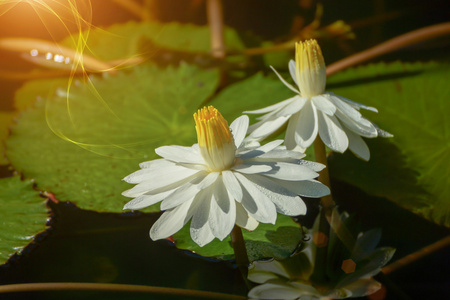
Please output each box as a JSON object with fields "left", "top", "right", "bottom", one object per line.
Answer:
{"left": 248, "top": 208, "right": 395, "bottom": 299}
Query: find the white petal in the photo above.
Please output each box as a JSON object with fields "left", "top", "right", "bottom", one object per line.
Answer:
{"left": 250, "top": 260, "right": 290, "bottom": 282}
{"left": 155, "top": 145, "right": 204, "bottom": 164}
{"left": 238, "top": 140, "right": 284, "bottom": 160}
{"left": 344, "top": 127, "right": 370, "bottom": 161}
{"left": 337, "top": 247, "right": 395, "bottom": 289}
{"left": 229, "top": 115, "right": 249, "bottom": 148}
{"left": 295, "top": 160, "right": 325, "bottom": 172}
{"left": 160, "top": 184, "right": 199, "bottom": 211}
{"left": 337, "top": 113, "right": 378, "bottom": 138}
{"left": 246, "top": 174, "right": 307, "bottom": 216}
{"left": 123, "top": 167, "right": 201, "bottom": 197}
{"left": 288, "top": 59, "right": 298, "bottom": 86}
{"left": 294, "top": 100, "right": 318, "bottom": 150}
{"left": 273, "top": 96, "right": 306, "bottom": 117}
{"left": 285, "top": 111, "right": 301, "bottom": 150}
{"left": 149, "top": 199, "right": 193, "bottom": 241}
{"left": 233, "top": 163, "right": 273, "bottom": 174}
{"left": 190, "top": 186, "right": 215, "bottom": 247}
{"left": 327, "top": 94, "right": 377, "bottom": 137}
{"left": 235, "top": 202, "right": 259, "bottom": 231}
{"left": 247, "top": 270, "right": 280, "bottom": 284}
{"left": 248, "top": 116, "right": 289, "bottom": 140}
{"left": 329, "top": 92, "right": 378, "bottom": 112}
{"left": 209, "top": 179, "right": 236, "bottom": 240}
{"left": 270, "top": 66, "right": 299, "bottom": 94}
{"left": 271, "top": 178, "right": 330, "bottom": 198}
{"left": 326, "top": 93, "right": 363, "bottom": 120}
{"left": 338, "top": 278, "right": 382, "bottom": 298}
{"left": 222, "top": 170, "right": 243, "bottom": 202}
{"left": 352, "top": 229, "right": 382, "bottom": 261}
{"left": 234, "top": 172, "right": 277, "bottom": 224}
{"left": 311, "top": 95, "right": 336, "bottom": 116}
{"left": 123, "top": 161, "right": 172, "bottom": 183}
{"left": 244, "top": 96, "right": 296, "bottom": 114}
{"left": 318, "top": 112, "right": 349, "bottom": 153}
{"left": 253, "top": 149, "right": 306, "bottom": 161}
{"left": 191, "top": 222, "right": 215, "bottom": 247}
{"left": 263, "top": 162, "right": 319, "bottom": 181}
{"left": 374, "top": 124, "right": 393, "bottom": 137}
{"left": 139, "top": 158, "right": 173, "bottom": 169}
{"left": 159, "top": 172, "right": 217, "bottom": 210}
{"left": 248, "top": 281, "right": 303, "bottom": 300}
{"left": 123, "top": 192, "right": 168, "bottom": 210}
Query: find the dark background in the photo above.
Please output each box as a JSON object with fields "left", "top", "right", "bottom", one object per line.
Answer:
{"left": 0, "top": 0, "right": 449, "bottom": 299}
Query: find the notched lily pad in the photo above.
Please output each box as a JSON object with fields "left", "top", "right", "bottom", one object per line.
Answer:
{"left": 6, "top": 64, "right": 219, "bottom": 212}
{"left": 0, "top": 176, "right": 49, "bottom": 264}
{"left": 173, "top": 215, "right": 303, "bottom": 262}
{"left": 327, "top": 61, "right": 450, "bottom": 227}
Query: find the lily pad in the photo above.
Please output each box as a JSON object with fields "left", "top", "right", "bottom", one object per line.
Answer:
{"left": 0, "top": 111, "right": 14, "bottom": 165}
{"left": 6, "top": 64, "right": 219, "bottom": 212}
{"left": 0, "top": 176, "right": 49, "bottom": 264}
{"left": 173, "top": 214, "right": 303, "bottom": 262}
{"left": 61, "top": 21, "right": 245, "bottom": 62}
{"left": 327, "top": 62, "right": 450, "bottom": 227}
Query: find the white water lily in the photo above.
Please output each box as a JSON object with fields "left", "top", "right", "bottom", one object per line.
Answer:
{"left": 122, "top": 106, "right": 330, "bottom": 247}
{"left": 245, "top": 39, "right": 392, "bottom": 161}
{"left": 248, "top": 209, "right": 395, "bottom": 299}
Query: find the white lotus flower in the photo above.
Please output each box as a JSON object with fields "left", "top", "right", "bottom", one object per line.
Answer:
{"left": 245, "top": 39, "right": 392, "bottom": 161}
{"left": 122, "top": 106, "right": 330, "bottom": 247}
{"left": 248, "top": 209, "right": 395, "bottom": 299}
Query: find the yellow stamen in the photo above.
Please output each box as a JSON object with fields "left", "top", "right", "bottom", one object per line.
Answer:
{"left": 295, "top": 39, "right": 326, "bottom": 97}
{"left": 194, "top": 106, "right": 235, "bottom": 171}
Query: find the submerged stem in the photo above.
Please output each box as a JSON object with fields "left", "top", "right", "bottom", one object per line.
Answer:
{"left": 0, "top": 282, "right": 246, "bottom": 299}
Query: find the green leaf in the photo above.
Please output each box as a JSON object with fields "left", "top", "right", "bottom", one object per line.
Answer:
{"left": 6, "top": 64, "right": 219, "bottom": 212}
{"left": 61, "top": 21, "right": 245, "bottom": 61}
{"left": 0, "top": 176, "right": 48, "bottom": 263}
{"left": 0, "top": 111, "right": 14, "bottom": 165}
{"left": 327, "top": 62, "right": 450, "bottom": 227}
{"left": 173, "top": 215, "right": 303, "bottom": 262}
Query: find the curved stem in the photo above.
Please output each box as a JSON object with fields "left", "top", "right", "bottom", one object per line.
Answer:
{"left": 382, "top": 235, "right": 450, "bottom": 275}
{"left": 326, "top": 22, "right": 450, "bottom": 76}
{"left": 207, "top": 0, "right": 226, "bottom": 59}
{"left": 0, "top": 282, "right": 246, "bottom": 299}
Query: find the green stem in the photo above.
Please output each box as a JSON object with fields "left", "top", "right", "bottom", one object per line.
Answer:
{"left": 0, "top": 282, "right": 246, "bottom": 299}
{"left": 313, "top": 137, "right": 335, "bottom": 216}
{"left": 310, "top": 137, "right": 335, "bottom": 284}
{"left": 230, "top": 225, "right": 250, "bottom": 280}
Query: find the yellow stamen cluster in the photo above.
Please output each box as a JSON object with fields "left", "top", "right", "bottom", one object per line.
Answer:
{"left": 194, "top": 106, "right": 236, "bottom": 171}
{"left": 295, "top": 39, "right": 327, "bottom": 97}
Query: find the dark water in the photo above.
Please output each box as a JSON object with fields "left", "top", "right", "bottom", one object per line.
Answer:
{"left": 1, "top": 180, "right": 449, "bottom": 299}
{"left": 0, "top": 201, "right": 247, "bottom": 299}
